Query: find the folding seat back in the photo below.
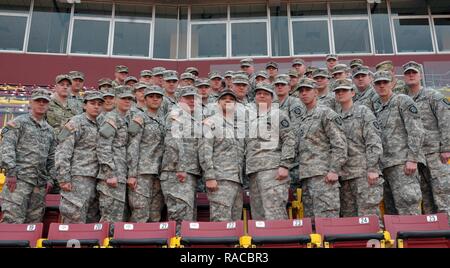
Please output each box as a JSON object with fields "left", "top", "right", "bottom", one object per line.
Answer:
{"left": 41, "top": 222, "right": 110, "bottom": 248}
{"left": 180, "top": 220, "right": 244, "bottom": 248}
{"left": 247, "top": 219, "right": 318, "bottom": 248}
{"left": 384, "top": 213, "right": 450, "bottom": 248}
{"left": 43, "top": 194, "right": 61, "bottom": 238}
{"left": 315, "top": 216, "right": 385, "bottom": 248}
{"left": 0, "top": 223, "right": 43, "bottom": 248}
{"left": 196, "top": 192, "right": 210, "bottom": 222}
{"left": 108, "top": 221, "right": 176, "bottom": 248}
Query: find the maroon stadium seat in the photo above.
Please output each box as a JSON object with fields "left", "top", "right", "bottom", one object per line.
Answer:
{"left": 180, "top": 220, "right": 244, "bottom": 248}
{"left": 43, "top": 194, "right": 61, "bottom": 238}
{"left": 315, "top": 216, "right": 386, "bottom": 248}
{"left": 0, "top": 223, "right": 43, "bottom": 248}
{"left": 108, "top": 221, "right": 176, "bottom": 248}
{"left": 384, "top": 213, "right": 450, "bottom": 248}
{"left": 196, "top": 192, "right": 210, "bottom": 222}
{"left": 41, "top": 222, "right": 109, "bottom": 248}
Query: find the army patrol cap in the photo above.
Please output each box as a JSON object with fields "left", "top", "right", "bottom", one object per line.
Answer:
{"left": 164, "top": 70, "right": 179, "bottom": 81}
{"left": 115, "top": 65, "right": 129, "bottom": 73}
{"left": 273, "top": 75, "right": 289, "bottom": 85}
{"left": 331, "top": 64, "right": 349, "bottom": 75}
{"left": 179, "top": 86, "right": 198, "bottom": 97}
{"left": 403, "top": 61, "right": 422, "bottom": 73}
{"left": 185, "top": 67, "right": 199, "bottom": 75}
{"left": 115, "top": 85, "right": 134, "bottom": 98}
{"left": 31, "top": 88, "right": 51, "bottom": 101}
{"left": 224, "top": 71, "right": 234, "bottom": 78}
{"left": 208, "top": 71, "right": 223, "bottom": 80}
{"left": 312, "top": 68, "right": 329, "bottom": 79}
{"left": 180, "top": 72, "right": 195, "bottom": 81}
{"left": 288, "top": 69, "right": 299, "bottom": 78}
{"left": 101, "top": 88, "right": 115, "bottom": 98}
{"left": 350, "top": 59, "right": 364, "bottom": 68}
{"left": 255, "top": 70, "right": 269, "bottom": 79}
{"left": 305, "top": 66, "right": 318, "bottom": 76}
{"left": 98, "top": 78, "right": 112, "bottom": 87}
{"left": 133, "top": 82, "right": 148, "bottom": 91}
{"left": 292, "top": 58, "right": 305, "bottom": 66}
{"left": 83, "top": 90, "right": 104, "bottom": 102}
{"left": 232, "top": 74, "right": 250, "bottom": 85}
{"left": 144, "top": 85, "right": 164, "bottom": 97}
{"left": 152, "top": 67, "right": 166, "bottom": 76}
{"left": 376, "top": 60, "right": 394, "bottom": 72}
{"left": 255, "top": 82, "right": 274, "bottom": 95}
{"left": 124, "top": 76, "right": 138, "bottom": 84}
{"left": 373, "top": 71, "right": 393, "bottom": 83}
{"left": 295, "top": 78, "right": 316, "bottom": 90}
{"left": 265, "top": 61, "right": 278, "bottom": 69}
{"left": 69, "top": 71, "right": 85, "bottom": 81}
{"left": 218, "top": 89, "right": 237, "bottom": 101}
{"left": 332, "top": 79, "right": 354, "bottom": 91}
{"left": 55, "top": 74, "right": 72, "bottom": 84}
{"left": 326, "top": 54, "right": 338, "bottom": 61}
{"left": 240, "top": 58, "right": 254, "bottom": 67}
{"left": 140, "top": 70, "right": 152, "bottom": 77}
{"left": 352, "top": 65, "right": 371, "bottom": 77}
{"left": 195, "top": 78, "right": 210, "bottom": 87}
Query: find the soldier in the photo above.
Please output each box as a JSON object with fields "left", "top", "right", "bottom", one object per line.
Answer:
{"left": 224, "top": 71, "right": 234, "bottom": 89}
{"left": 112, "top": 65, "right": 129, "bottom": 87}
{"left": 0, "top": 89, "right": 55, "bottom": 223}
{"left": 97, "top": 87, "right": 116, "bottom": 126}
{"left": 68, "top": 71, "right": 85, "bottom": 114}
{"left": 184, "top": 67, "right": 199, "bottom": 78}
{"left": 352, "top": 66, "right": 378, "bottom": 112}
{"left": 255, "top": 71, "right": 269, "bottom": 84}
{"left": 373, "top": 70, "right": 424, "bottom": 215}
{"left": 350, "top": 59, "right": 364, "bottom": 71}
{"left": 160, "top": 70, "right": 179, "bottom": 117}
{"left": 296, "top": 78, "right": 347, "bottom": 218}
{"left": 199, "top": 89, "right": 245, "bottom": 221}
{"left": 312, "top": 68, "right": 338, "bottom": 111}
{"left": 130, "top": 83, "right": 147, "bottom": 115}
{"left": 151, "top": 67, "right": 166, "bottom": 87}
{"left": 403, "top": 61, "right": 450, "bottom": 221}
{"left": 127, "top": 86, "right": 166, "bottom": 222}
{"left": 375, "top": 60, "right": 407, "bottom": 94}
{"left": 56, "top": 91, "right": 104, "bottom": 223}
{"left": 288, "top": 69, "right": 300, "bottom": 96}
{"left": 240, "top": 58, "right": 255, "bottom": 79}
{"left": 331, "top": 64, "right": 350, "bottom": 80}
{"left": 304, "top": 66, "right": 317, "bottom": 79}
{"left": 208, "top": 72, "right": 224, "bottom": 103}
{"left": 273, "top": 75, "right": 305, "bottom": 120}
{"left": 246, "top": 82, "right": 296, "bottom": 220}
{"left": 160, "top": 86, "right": 202, "bottom": 231}
{"left": 96, "top": 86, "right": 134, "bottom": 223}
{"left": 125, "top": 76, "right": 138, "bottom": 87}
{"left": 139, "top": 70, "right": 153, "bottom": 84}
{"left": 265, "top": 61, "right": 279, "bottom": 83}
{"left": 180, "top": 72, "right": 195, "bottom": 87}
{"left": 326, "top": 54, "right": 339, "bottom": 74}
{"left": 196, "top": 78, "right": 215, "bottom": 119}
{"left": 232, "top": 74, "right": 251, "bottom": 106}
{"left": 292, "top": 58, "right": 306, "bottom": 77}
{"left": 98, "top": 78, "right": 113, "bottom": 91}
{"left": 333, "top": 79, "right": 383, "bottom": 218}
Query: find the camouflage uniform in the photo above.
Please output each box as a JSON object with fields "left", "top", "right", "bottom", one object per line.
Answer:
{"left": 46, "top": 97, "right": 79, "bottom": 135}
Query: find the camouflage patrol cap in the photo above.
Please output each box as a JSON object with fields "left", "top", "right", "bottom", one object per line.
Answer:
{"left": 352, "top": 65, "right": 371, "bottom": 78}
{"left": 331, "top": 64, "right": 349, "bottom": 75}
{"left": 255, "top": 70, "right": 269, "bottom": 79}
{"left": 312, "top": 68, "right": 329, "bottom": 79}
{"left": 83, "top": 90, "right": 104, "bottom": 102}
{"left": 208, "top": 71, "right": 223, "bottom": 80}
{"left": 140, "top": 70, "right": 152, "bottom": 77}
{"left": 350, "top": 59, "right": 364, "bottom": 68}
{"left": 288, "top": 69, "right": 299, "bottom": 78}
{"left": 373, "top": 71, "right": 393, "bottom": 83}
{"left": 232, "top": 74, "right": 250, "bottom": 85}
{"left": 151, "top": 67, "right": 166, "bottom": 76}
{"left": 69, "top": 71, "right": 85, "bottom": 81}
{"left": 164, "top": 70, "right": 179, "bottom": 81}
{"left": 115, "top": 85, "right": 134, "bottom": 99}
{"left": 98, "top": 78, "right": 112, "bottom": 87}
{"left": 224, "top": 71, "right": 234, "bottom": 78}
{"left": 185, "top": 67, "right": 199, "bottom": 75}
{"left": 124, "top": 76, "right": 138, "bottom": 84}
{"left": 255, "top": 82, "right": 274, "bottom": 95}
{"left": 31, "top": 88, "right": 51, "bottom": 101}
{"left": 305, "top": 66, "right": 318, "bottom": 76}
{"left": 180, "top": 72, "right": 195, "bottom": 81}
{"left": 195, "top": 78, "right": 210, "bottom": 87}
{"left": 375, "top": 60, "right": 394, "bottom": 72}
{"left": 233, "top": 71, "right": 248, "bottom": 76}
{"left": 332, "top": 79, "right": 354, "bottom": 91}
{"left": 292, "top": 58, "right": 305, "bottom": 66}
{"left": 402, "top": 61, "right": 422, "bottom": 73}
{"left": 265, "top": 61, "right": 278, "bottom": 69}
{"left": 179, "top": 86, "right": 198, "bottom": 97}
{"left": 144, "top": 85, "right": 164, "bottom": 97}
{"left": 218, "top": 89, "right": 237, "bottom": 101}
{"left": 295, "top": 78, "right": 316, "bottom": 90}
{"left": 326, "top": 54, "right": 338, "bottom": 61}
{"left": 115, "top": 65, "right": 129, "bottom": 73}
{"left": 101, "top": 88, "right": 115, "bottom": 98}
{"left": 273, "top": 75, "right": 289, "bottom": 85}
{"left": 240, "top": 58, "right": 254, "bottom": 67}
{"left": 133, "top": 82, "right": 148, "bottom": 91}
{"left": 55, "top": 74, "right": 72, "bottom": 84}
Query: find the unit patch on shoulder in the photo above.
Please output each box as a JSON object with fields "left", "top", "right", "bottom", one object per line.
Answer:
{"left": 281, "top": 119, "right": 290, "bottom": 128}
{"left": 408, "top": 104, "right": 418, "bottom": 114}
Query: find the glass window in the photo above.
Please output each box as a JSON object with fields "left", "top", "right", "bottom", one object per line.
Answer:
{"left": 191, "top": 5, "right": 227, "bottom": 20}
{"left": 0, "top": 0, "right": 30, "bottom": 13}
{"left": 434, "top": 18, "right": 450, "bottom": 52}
{"left": 292, "top": 20, "right": 330, "bottom": 55}
{"left": 28, "top": 0, "right": 71, "bottom": 53}
{"left": 71, "top": 19, "right": 109, "bottom": 55}
{"left": 230, "top": 4, "right": 267, "bottom": 20}
{"left": 429, "top": 0, "right": 450, "bottom": 15}
{"left": 178, "top": 6, "right": 188, "bottom": 59}
{"left": 370, "top": 1, "right": 393, "bottom": 54}
{"left": 394, "top": 19, "right": 433, "bottom": 52}
{"left": 330, "top": 1, "right": 368, "bottom": 16}
{"left": 290, "top": 3, "right": 327, "bottom": 17}
{"left": 333, "top": 20, "right": 371, "bottom": 53}
{"left": 0, "top": 15, "right": 27, "bottom": 51}
{"left": 270, "top": 3, "right": 289, "bottom": 56}
{"left": 153, "top": 5, "right": 177, "bottom": 59}
{"left": 390, "top": 0, "right": 428, "bottom": 16}
{"left": 231, "top": 22, "right": 267, "bottom": 57}
{"left": 191, "top": 24, "right": 226, "bottom": 58}
{"left": 115, "top": 4, "right": 152, "bottom": 19}
{"left": 74, "top": 2, "right": 112, "bottom": 17}
{"left": 113, "top": 22, "right": 150, "bottom": 57}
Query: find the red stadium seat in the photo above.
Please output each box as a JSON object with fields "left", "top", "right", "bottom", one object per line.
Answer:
{"left": 247, "top": 219, "right": 319, "bottom": 248}
{"left": 196, "top": 192, "right": 210, "bottom": 222}
{"left": 315, "top": 216, "right": 386, "bottom": 248}
{"left": 384, "top": 213, "right": 450, "bottom": 248}
{"left": 108, "top": 221, "right": 176, "bottom": 248}
{"left": 180, "top": 220, "right": 244, "bottom": 248}
{"left": 0, "top": 223, "right": 43, "bottom": 248}
{"left": 40, "top": 222, "right": 109, "bottom": 248}
{"left": 43, "top": 194, "right": 61, "bottom": 238}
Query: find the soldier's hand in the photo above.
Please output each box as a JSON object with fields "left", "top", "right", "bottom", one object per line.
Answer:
{"left": 6, "top": 176, "right": 17, "bottom": 193}
{"left": 127, "top": 177, "right": 137, "bottom": 191}
{"left": 276, "top": 167, "right": 289, "bottom": 181}
{"left": 206, "top": 179, "right": 218, "bottom": 192}
{"left": 367, "top": 172, "right": 379, "bottom": 186}
{"left": 404, "top": 161, "right": 417, "bottom": 176}
{"left": 46, "top": 182, "right": 53, "bottom": 194}
{"left": 60, "top": 182, "right": 72, "bottom": 192}
{"left": 325, "top": 172, "right": 339, "bottom": 184}
{"left": 106, "top": 177, "right": 118, "bottom": 188}
{"left": 440, "top": 152, "right": 450, "bottom": 164}
{"left": 176, "top": 172, "right": 187, "bottom": 183}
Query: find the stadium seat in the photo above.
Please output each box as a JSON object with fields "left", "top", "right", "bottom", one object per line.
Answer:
{"left": 196, "top": 192, "right": 210, "bottom": 222}
{"left": 39, "top": 222, "right": 110, "bottom": 248}
{"left": 315, "top": 216, "right": 387, "bottom": 248}
{"left": 43, "top": 194, "right": 61, "bottom": 238}
{"left": 0, "top": 223, "right": 43, "bottom": 248}
{"left": 384, "top": 213, "right": 450, "bottom": 248}
{"left": 180, "top": 220, "right": 244, "bottom": 248}
{"left": 107, "top": 221, "right": 176, "bottom": 248}
{"left": 247, "top": 219, "right": 320, "bottom": 248}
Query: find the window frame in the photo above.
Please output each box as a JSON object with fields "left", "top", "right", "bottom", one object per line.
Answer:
{"left": 0, "top": 0, "right": 32, "bottom": 53}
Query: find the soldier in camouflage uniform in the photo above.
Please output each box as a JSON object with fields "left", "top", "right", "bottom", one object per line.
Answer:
{"left": 333, "top": 79, "right": 384, "bottom": 218}
{"left": 68, "top": 71, "right": 85, "bottom": 115}
{"left": 224, "top": 71, "right": 234, "bottom": 90}
{"left": 180, "top": 72, "right": 195, "bottom": 87}
{"left": 265, "top": 62, "right": 279, "bottom": 84}
{"left": 185, "top": 67, "right": 199, "bottom": 78}
{"left": 373, "top": 71, "right": 424, "bottom": 215}
{"left": 326, "top": 54, "right": 339, "bottom": 75}
{"left": 96, "top": 86, "right": 134, "bottom": 223}
{"left": 139, "top": 70, "right": 153, "bottom": 85}
{"left": 127, "top": 86, "right": 166, "bottom": 222}
{"left": 98, "top": 78, "right": 113, "bottom": 91}
{"left": 160, "top": 71, "right": 179, "bottom": 117}
{"left": 232, "top": 74, "right": 251, "bottom": 106}
{"left": 208, "top": 72, "right": 224, "bottom": 103}
{"left": 296, "top": 79, "right": 348, "bottom": 218}
{"left": 240, "top": 58, "right": 257, "bottom": 100}
{"left": 246, "top": 82, "right": 296, "bottom": 220}
{"left": 375, "top": 61, "right": 407, "bottom": 94}
{"left": 304, "top": 66, "right": 318, "bottom": 79}
{"left": 312, "top": 69, "right": 339, "bottom": 111}
{"left": 0, "top": 89, "right": 56, "bottom": 223}
{"left": 199, "top": 90, "right": 245, "bottom": 221}
{"left": 112, "top": 65, "right": 129, "bottom": 88}
{"left": 152, "top": 67, "right": 166, "bottom": 87}
{"left": 288, "top": 69, "right": 300, "bottom": 97}
{"left": 125, "top": 76, "right": 138, "bottom": 88}
{"left": 273, "top": 76, "right": 305, "bottom": 121}
{"left": 331, "top": 64, "right": 350, "bottom": 81}
{"left": 350, "top": 59, "right": 364, "bottom": 71}
{"left": 130, "top": 83, "right": 147, "bottom": 115}
{"left": 352, "top": 66, "right": 378, "bottom": 112}
{"left": 55, "top": 91, "right": 104, "bottom": 223}
{"left": 292, "top": 58, "right": 306, "bottom": 77}
{"left": 403, "top": 61, "right": 450, "bottom": 221}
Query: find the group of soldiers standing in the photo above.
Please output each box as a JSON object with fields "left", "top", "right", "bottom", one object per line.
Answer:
{"left": 0, "top": 54, "right": 449, "bottom": 230}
